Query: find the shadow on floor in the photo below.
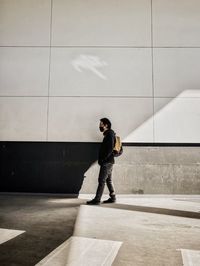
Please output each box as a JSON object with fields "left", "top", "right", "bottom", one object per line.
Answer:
{"left": 101, "top": 203, "right": 200, "bottom": 219}
{"left": 0, "top": 195, "right": 85, "bottom": 266}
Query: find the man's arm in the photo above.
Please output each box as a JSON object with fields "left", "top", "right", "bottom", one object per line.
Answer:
{"left": 100, "top": 133, "right": 115, "bottom": 163}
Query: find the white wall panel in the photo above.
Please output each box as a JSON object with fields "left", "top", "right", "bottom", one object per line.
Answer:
{"left": 52, "top": 0, "right": 151, "bottom": 46}
{"left": 0, "top": 97, "right": 48, "bottom": 141}
{"left": 50, "top": 48, "right": 152, "bottom": 97}
{"left": 0, "top": 0, "right": 51, "bottom": 46}
{"left": 48, "top": 97, "right": 153, "bottom": 142}
{"left": 154, "top": 98, "right": 200, "bottom": 143}
{"left": 154, "top": 48, "right": 200, "bottom": 97}
{"left": 153, "top": 0, "right": 200, "bottom": 47}
{"left": 0, "top": 48, "right": 50, "bottom": 96}
{"left": 0, "top": 0, "right": 199, "bottom": 143}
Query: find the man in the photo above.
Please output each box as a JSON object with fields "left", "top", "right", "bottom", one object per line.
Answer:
{"left": 87, "top": 118, "right": 116, "bottom": 205}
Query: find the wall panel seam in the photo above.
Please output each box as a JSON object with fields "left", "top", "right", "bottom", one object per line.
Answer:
{"left": 1, "top": 46, "right": 200, "bottom": 48}
{"left": 1, "top": 96, "right": 200, "bottom": 99}
{"left": 151, "top": 0, "right": 155, "bottom": 143}
{"left": 46, "top": 0, "right": 53, "bottom": 141}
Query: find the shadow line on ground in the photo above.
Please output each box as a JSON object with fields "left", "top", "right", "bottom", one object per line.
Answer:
{"left": 100, "top": 203, "right": 200, "bottom": 219}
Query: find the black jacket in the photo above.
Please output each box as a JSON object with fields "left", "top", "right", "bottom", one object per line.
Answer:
{"left": 98, "top": 129, "right": 115, "bottom": 165}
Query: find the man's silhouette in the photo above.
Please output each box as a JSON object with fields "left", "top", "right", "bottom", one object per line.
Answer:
{"left": 87, "top": 118, "right": 116, "bottom": 205}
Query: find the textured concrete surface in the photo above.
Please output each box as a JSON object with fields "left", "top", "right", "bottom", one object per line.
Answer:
{"left": 36, "top": 236, "right": 122, "bottom": 266}
{"left": 81, "top": 146, "right": 200, "bottom": 194}
{"left": 0, "top": 194, "right": 85, "bottom": 266}
{"left": 79, "top": 194, "right": 200, "bottom": 217}
{"left": 179, "top": 249, "right": 200, "bottom": 266}
{"left": 0, "top": 194, "right": 199, "bottom": 266}
{"left": 0, "top": 228, "right": 25, "bottom": 245}
{"left": 73, "top": 204, "right": 200, "bottom": 266}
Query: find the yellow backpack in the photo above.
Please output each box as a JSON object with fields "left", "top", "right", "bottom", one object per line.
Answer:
{"left": 113, "top": 136, "right": 123, "bottom": 157}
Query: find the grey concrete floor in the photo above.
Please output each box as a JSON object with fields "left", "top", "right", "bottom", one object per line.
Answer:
{"left": 0, "top": 194, "right": 85, "bottom": 266}
{"left": 0, "top": 194, "right": 200, "bottom": 266}
{"left": 73, "top": 196, "right": 200, "bottom": 266}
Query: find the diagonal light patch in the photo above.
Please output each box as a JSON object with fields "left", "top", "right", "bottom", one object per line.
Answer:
{"left": 0, "top": 228, "right": 25, "bottom": 245}
{"left": 36, "top": 236, "right": 122, "bottom": 266}
{"left": 122, "top": 115, "right": 154, "bottom": 142}
{"left": 35, "top": 237, "right": 71, "bottom": 266}
{"left": 122, "top": 89, "right": 200, "bottom": 142}
{"left": 66, "top": 236, "right": 122, "bottom": 266}
{"left": 178, "top": 249, "right": 200, "bottom": 266}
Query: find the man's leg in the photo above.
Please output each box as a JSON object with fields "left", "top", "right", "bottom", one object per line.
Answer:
{"left": 87, "top": 163, "right": 114, "bottom": 205}
{"left": 94, "top": 164, "right": 111, "bottom": 202}
{"left": 106, "top": 165, "right": 116, "bottom": 200}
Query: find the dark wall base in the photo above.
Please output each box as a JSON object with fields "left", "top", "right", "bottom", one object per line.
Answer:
{"left": 0, "top": 142, "right": 100, "bottom": 194}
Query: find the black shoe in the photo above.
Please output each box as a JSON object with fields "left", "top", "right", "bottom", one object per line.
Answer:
{"left": 86, "top": 199, "right": 100, "bottom": 205}
{"left": 103, "top": 197, "right": 116, "bottom": 204}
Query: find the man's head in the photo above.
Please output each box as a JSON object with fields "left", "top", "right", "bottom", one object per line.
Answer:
{"left": 99, "top": 118, "right": 112, "bottom": 133}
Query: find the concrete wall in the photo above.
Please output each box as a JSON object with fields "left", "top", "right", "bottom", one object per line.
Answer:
{"left": 1, "top": 142, "right": 200, "bottom": 194}
{"left": 82, "top": 146, "right": 200, "bottom": 194}
{"left": 0, "top": 142, "right": 100, "bottom": 194}
{"left": 0, "top": 0, "right": 200, "bottom": 143}
{"left": 0, "top": 1, "right": 200, "bottom": 194}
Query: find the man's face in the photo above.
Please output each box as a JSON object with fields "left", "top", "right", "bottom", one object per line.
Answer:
{"left": 99, "top": 122, "right": 107, "bottom": 132}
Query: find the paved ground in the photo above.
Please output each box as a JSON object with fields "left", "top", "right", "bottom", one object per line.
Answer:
{"left": 0, "top": 194, "right": 199, "bottom": 266}
{"left": 80, "top": 194, "right": 200, "bottom": 213}
{"left": 0, "top": 194, "right": 84, "bottom": 266}
{"left": 75, "top": 195, "right": 200, "bottom": 266}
